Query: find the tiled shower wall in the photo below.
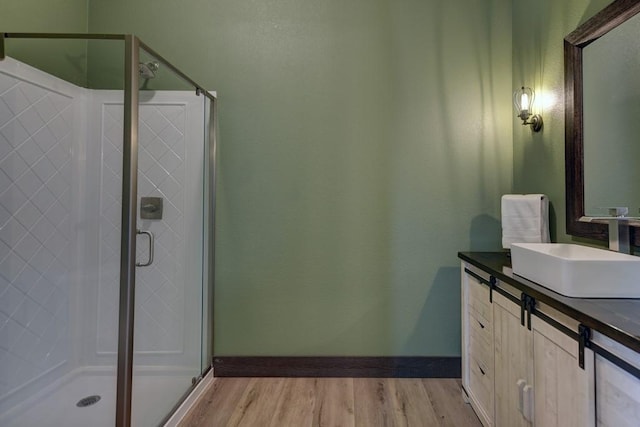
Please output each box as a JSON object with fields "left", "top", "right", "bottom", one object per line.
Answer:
{"left": 0, "top": 58, "right": 204, "bottom": 409}
{"left": 0, "top": 60, "right": 78, "bottom": 399}
{"left": 95, "top": 95, "right": 203, "bottom": 362}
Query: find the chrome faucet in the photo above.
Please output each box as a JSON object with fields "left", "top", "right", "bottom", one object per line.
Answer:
{"left": 579, "top": 207, "right": 640, "bottom": 254}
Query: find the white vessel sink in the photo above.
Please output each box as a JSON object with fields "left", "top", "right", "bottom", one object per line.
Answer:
{"left": 510, "top": 243, "right": 640, "bottom": 298}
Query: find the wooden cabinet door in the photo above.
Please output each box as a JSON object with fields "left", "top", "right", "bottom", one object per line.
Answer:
{"left": 493, "top": 292, "right": 531, "bottom": 427}
{"left": 531, "top": 316, "right": 595, "bottom": 427}
{"left": 461, "top": 266, "right": 494, "bottom": 426}
{"left": 596, "top": 352, "right": 640, "bottom": 426}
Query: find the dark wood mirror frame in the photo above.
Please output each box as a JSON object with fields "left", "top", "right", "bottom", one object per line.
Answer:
{"left": 565, "top": 0, "right": 640, "bottom": 242}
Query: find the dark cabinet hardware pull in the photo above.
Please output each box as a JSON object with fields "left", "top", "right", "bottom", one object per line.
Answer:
{"left": 478, "top": 320, "right": 485, "bottom": 329}
{"left": 489, "top": 276, "right": 496, "bottom": 302}
{"left": 519, "top": 293, "right": 535, "bottom": 330}
{"left": 578, "top": 324, "right": 590, "bottom": 370}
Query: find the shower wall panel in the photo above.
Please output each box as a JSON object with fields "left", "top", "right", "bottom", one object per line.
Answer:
{"left": 93, "top": 92, "right": 204, "bottom": 367}
{"left": 0, "top": 59, "right": 82, "bottom": 403}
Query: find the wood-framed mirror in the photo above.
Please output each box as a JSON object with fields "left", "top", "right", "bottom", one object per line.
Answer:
{"left": 565, "top": 0, "right": 640, "bottom": 243}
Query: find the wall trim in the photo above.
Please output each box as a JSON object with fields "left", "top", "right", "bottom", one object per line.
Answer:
{"left": 212, "top": 356, "right": 461, "bottom": 378}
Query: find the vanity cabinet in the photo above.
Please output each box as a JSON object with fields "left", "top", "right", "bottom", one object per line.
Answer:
{"left": 461, "top": 269, "right": 494, "bottom": 426}
{"left": 462, "top": 264, "right": 595, "bottom": 427}
{"left": 493, "top": 292, "right": 595, "bottom": 427}
{"left": 492, "top": 291, "right": 532, "bottom": 426}
{"left": 530, "top": 313, "right": 594, "bottom": 427}
{"left": 592, "top": 332, "right": 640, "bottom": 427}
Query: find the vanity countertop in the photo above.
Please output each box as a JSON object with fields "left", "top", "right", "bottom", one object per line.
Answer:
{"left": 459, "top": 251, "right": 640, "bottom": 354}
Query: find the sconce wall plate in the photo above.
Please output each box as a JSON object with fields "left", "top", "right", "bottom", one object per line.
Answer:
{"left": 524, "top": 114, "right": 543, "bottom": 132}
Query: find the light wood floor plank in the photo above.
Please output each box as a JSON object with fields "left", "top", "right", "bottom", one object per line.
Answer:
{"left": 178, "top": 377, "right": 251, "bottom": 427}
{"left": 311, "top": 378, "right": 355, "bottom": 427}
{"left": 268, "top": 377, "right": 316, "bottom": 427}
{"left": 354, "top": 378, "right": 394, "bottom": 426}
{"left": 421, "top": 379, "right": 482, "bottom": 427}
{"left": 387, "top": 378, "right": 441, "bottom": 426}
{"left": 226, "top": 378, "right": 286, "bottom": 426}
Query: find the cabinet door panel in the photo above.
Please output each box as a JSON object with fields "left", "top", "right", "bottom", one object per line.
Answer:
{"left": 468, "top": 275, "right": 492, "bottom": 322}
{"left": 469, "top": 314, "right": 493, "bottom": 367}
{"left": 493, "top": 293, "right": 531, "bottom": 427}
{"left": 596, "top": 355, "right": 640, "bottom": 427}
{"left": 461, "top": 265, "right": 494, "bottom": 426}
{"left": 532, "top": 317, "right": 595, "bottom": 427}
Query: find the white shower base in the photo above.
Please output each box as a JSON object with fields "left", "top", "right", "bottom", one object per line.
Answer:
{"left": 0, "top": 366, "right": 196, "bottom": 427}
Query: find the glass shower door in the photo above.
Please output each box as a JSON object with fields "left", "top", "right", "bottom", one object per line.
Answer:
{"left": 129, "top": 47, "right": 206, "bottom": 426}
{"left": 1, "top": 33, "right": 213, "bottom": 427}
{"left": 0, "top": 36, "right": 126, "bottom": 427}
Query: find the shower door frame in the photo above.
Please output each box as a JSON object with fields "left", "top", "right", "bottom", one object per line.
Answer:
{"left": 1, "top": 32, "right": 217, "bottom": 427}
{"left": 116, "top": 33, "right": 139, "bottom": 427}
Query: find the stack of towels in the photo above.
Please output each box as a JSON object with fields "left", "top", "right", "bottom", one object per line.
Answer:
{"left": 501, "top": 194, "right": 550, "bottom": 249}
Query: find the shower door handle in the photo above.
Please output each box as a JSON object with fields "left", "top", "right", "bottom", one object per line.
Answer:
{"left": 136, "top": 229, "right": 154, "bottom": 267}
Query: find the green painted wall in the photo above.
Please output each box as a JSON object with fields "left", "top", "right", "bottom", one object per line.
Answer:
{"left": 6, "top": 0, "right": 634, "bottom": 357}
{"left": 0, "top": 0, "right": 89, "bottom": 86}
{"left": 3, "top": 0, "right": 512, "bottom": 356}
{"left": 86, "top": 0, "right": 513, "bottom": 356}
{"left": 511, "top": 0, "right": 613, "bottom": 243}
{"left": 0, "top": 0, "right": 87, "bottom": 31}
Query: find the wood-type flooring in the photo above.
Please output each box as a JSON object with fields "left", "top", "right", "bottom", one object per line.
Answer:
{"left": 179, "top": 377, "right": 481, "bottom": 426}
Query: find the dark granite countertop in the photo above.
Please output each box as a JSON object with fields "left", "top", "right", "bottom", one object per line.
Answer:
{"left": 459, "top": 251, "right": 640, "bottom": 354}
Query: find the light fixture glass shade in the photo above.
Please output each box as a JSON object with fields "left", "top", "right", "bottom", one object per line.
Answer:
{"left": 513, "top": 86, "right": 543, "bottom": 132}
{"left": 513, "top": 86, "right": 534, "bottom": 119}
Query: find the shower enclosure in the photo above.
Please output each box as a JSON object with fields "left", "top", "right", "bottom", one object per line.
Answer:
{"left": 0, "top": 34, "right": 215, "bottom": 426}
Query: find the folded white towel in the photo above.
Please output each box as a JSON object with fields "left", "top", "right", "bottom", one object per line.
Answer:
{"left": 501, "top": 194, "right": 550, "bottom": 249}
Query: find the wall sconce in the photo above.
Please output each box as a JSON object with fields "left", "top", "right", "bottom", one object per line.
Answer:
{"left": 513, "top": 86, "right": 543, "bottom": 132}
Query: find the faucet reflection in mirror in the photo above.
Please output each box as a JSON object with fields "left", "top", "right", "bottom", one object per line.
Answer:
{"left": 513, "top": 86, "right": 543, "bottom": 132}
{"left": 579, "top": 207, "right": 640, "bottom": 254}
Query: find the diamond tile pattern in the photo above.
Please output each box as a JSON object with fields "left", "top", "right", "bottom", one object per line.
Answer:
{"left": 96, "top": 102, "right": 186, "bottom": 355}
{"left": 0, "top": 70, "right": 73, "bottom": 396}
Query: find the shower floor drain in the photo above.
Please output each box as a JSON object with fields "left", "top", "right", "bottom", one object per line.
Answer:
{"left": 76, "top": 395, "right": 101, "bottom": 407}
